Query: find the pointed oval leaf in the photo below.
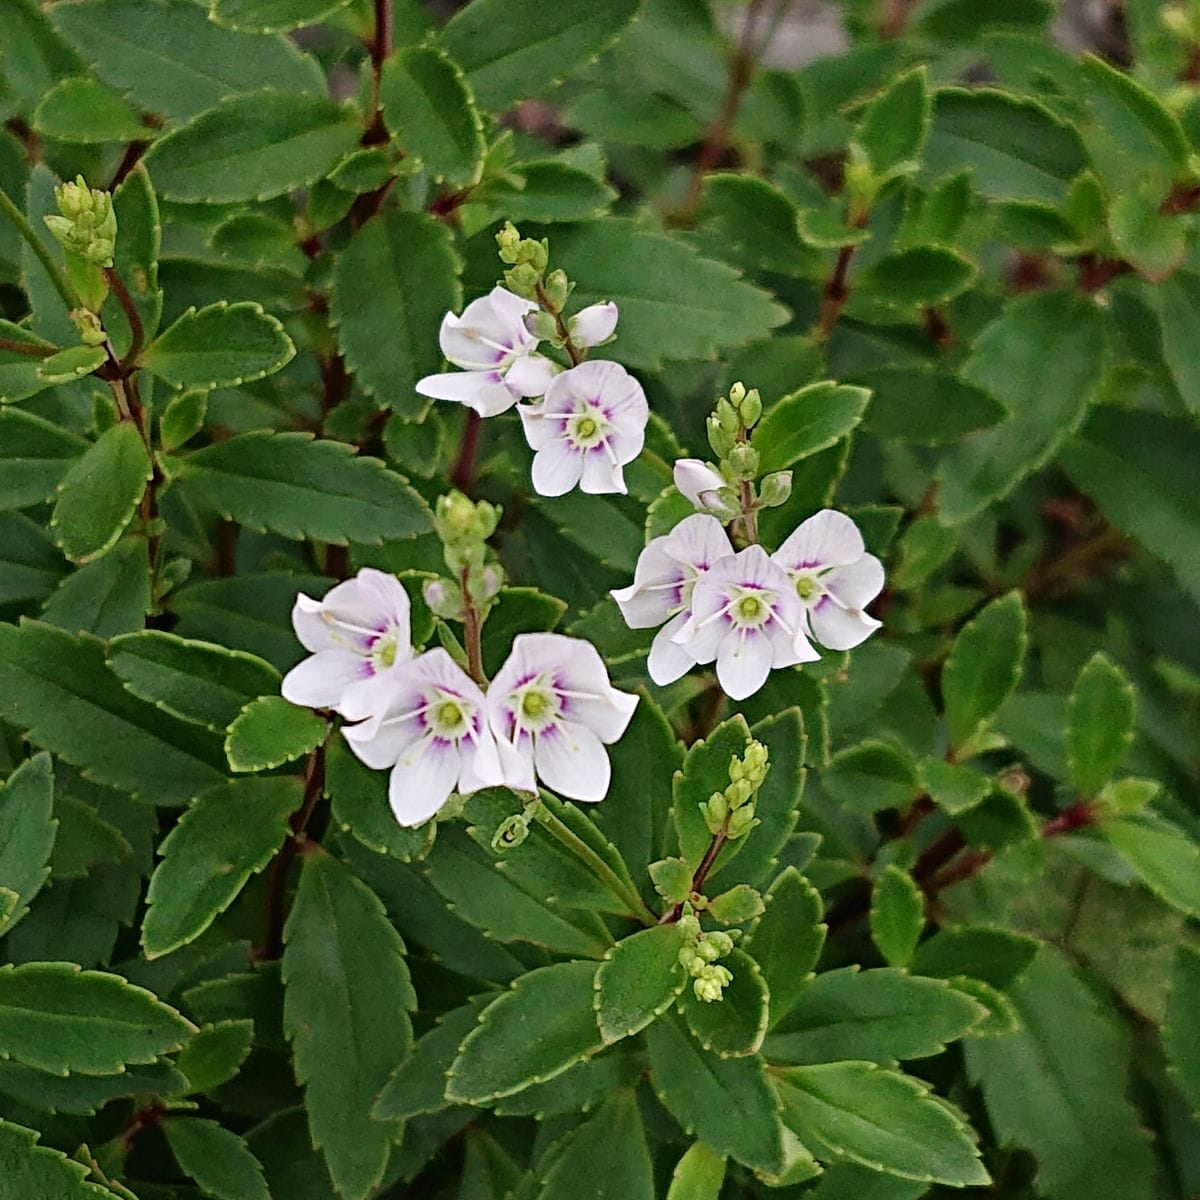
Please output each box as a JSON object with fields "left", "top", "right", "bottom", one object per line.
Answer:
{"left": 1100, "top": 815, "right": 1200, "bottom": 918}
{"left": 870, "top": 866, "right": 924, "bottom": 969}
{"left": 163, "top": 1116, "right": 270, "bottom": 1200}
{"left": 752, "top": 382, "right": 870, "bottom": 474}
{"left": 0, "top": 1118, "right": 118, "bottom": 1198}
{"left": 1067, "top": 652, "right": 1135, "bottom": 797}
{"left": 746, "top": 867, "right": 826, "bottom": 1028}
{"left": 594, "top": 923, "right": 688, "bottom": 1044}
{"left": 176, "top": 1019, "right": 255, "bottom": 1093}
{"left": 210, "top": 0, "right": 356, "bottom": 33}
{"left": 534, "top": 1089, "right": 653, "bottom": 1200}
{"left": 225, "top": 696, "right": 328, "bottom": 773}
{"left": 0, "top": 754, "right": 56, "bottom": 937}
{"left": 680, "top": 948, "right": 770, "bottom": 1058}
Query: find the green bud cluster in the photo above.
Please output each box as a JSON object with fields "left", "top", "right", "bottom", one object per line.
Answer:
{"left": 495, "top": 221, "right": 574, "bottom": 336}
{"left": 44, "top": 176, "right": 117, "bottom": 314}
{"left": 677, "top": 915, "right": 737, "bottom": 1003}
{"left": 699, "top": 739, "right": 769, "bottom": 838}
{"left": 431, "top": 491, "right": 506, "bottom": 616}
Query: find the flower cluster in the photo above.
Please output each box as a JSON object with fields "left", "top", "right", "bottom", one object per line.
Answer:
{"left": 416, "top": 225, "right": 647, "bottom": 498}
{"left": 282, "top": 570, "right": 637, "bottom": 827}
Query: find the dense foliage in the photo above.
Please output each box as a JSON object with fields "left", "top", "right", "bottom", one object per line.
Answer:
{"left": 0, "top": 1, "right": 1198, "bottom": 1198}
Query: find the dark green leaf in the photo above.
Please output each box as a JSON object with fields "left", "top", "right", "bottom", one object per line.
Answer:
{"left": 0, "top": 1118, "right": 116, "bottom": 1198}
{"left": 0, "top": 321, "right": 56, "bottom": 404}
{"left": 752, "top": 382, "right": 871, "bottom": 474}
{"left": 870, "top": 866, "right": 924, "bottom": 968}
{"left": 856, "top": 366, "right": 1005, "bottom": 445}
{"left": 225, "top": 695, "right": 328, "bottom": 773}
{"left": 594, "top": 923, "right": 688, "bottom": 1043}
{"left": 0, "top": 754, "right": 56, "bottom": 936}
{"left": 534, "top": 1089, "right": 653, "bottom": 1200}
{"left": 210, "top": 0, "right": 356, "bottom": 34}
{"left": 746, "top": 867, "right": 826, "bottom": 1028}
{"left": 1067, "top": 653, "right": 1135, "bottom": 797}
{"left": 665, "top": 1142, "right": 726, "bottom": 1200}
{"left": 823, "top": 739, "right": 918, "bottom": 815}
{"left": 1100, "top": 815, "right": 1200, "bottom": 918}
{"left": 163, "top": 1116, "right": 270, "bottom": 1200}
{"left": 1164, "top": 945, "right": 1200, "bottom": 1116}
{"left": 41, "top": 538, "right": 151, "bottom": 639}
{"left": 679, "top": 948, "right": 769, "bottom": 1057}
{"left": 176, "top": 1018, "right": 255, "bottom": 1093}
{"left": 32, "top": 76, "right": 146, "bottom": 144}
{"left": 0, "top": 407, "right": 88, "bottom": 513}
{"left": 858, "top": 67, "right": 930, "bottom": 175}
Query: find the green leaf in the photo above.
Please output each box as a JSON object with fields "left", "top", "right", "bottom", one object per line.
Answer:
{"left": 1164, "top": 945, "right": 1200, "bottom": 1116}
{"left": 32, "top": 76, "right": 146, "bottom": 144}
{"left": 746, "top": 867, "right": 826, "bottom": 1028}
{"left": 707, "top": 883, "right": 764, "bottom": 924}
{"left": 1067, "top": 653, "right": 1135, "bottom": 797}
{"left": 163, "top": 1116, "right": 270, "bottom": 1200}
{"left": 594, "top": 923, "right": 688, "bottom": 1044}
{"left": 695, "top": 173, "right": 819, "bottom": 276}
{"left": 170, "top": 431, "right": 430, "bottom": 545}
{"left": 565, "top": 90, "right": 702, "bottom": 150}
{"left": 283, "top": 850, "right": 413, "bottom": 1200}
{"left": 143, "top": 89, "right": 360, "bottom": 202}
{"left": 857, "top": 67, "right": 930, "bottom": 175}
{"left": 965, "top": 946, "right": 1154, "bottom": 1200}
{"left": 0, "top": 754, "right": 56, "bottom": 937}
{"left": 519, "top": 220, "right": 788, "bottom": 371}
{"left": 381, "top": 46, "right": 484, "bottom": 186}
{"left": 775, "top": 1061, "right": 989, "bottom": 1186}
{"left": 1100, "top": 815, "right": 1200, "bottom": 918}
{"left": 0, "top": 619, "right": 227, "bottom": 803}
{"left": 0, "top": 1118, "right": 116, "bottom": 1198}
{"left": 50, "top": 423, "right": 151, "bottom": 566}
{"left": 1153, "top": 270, "right": 1200, "bottom": 417}
{"left": 911, "top": 927, "right": 1039, "bottom": 990}
{"left": 487, "top": 159, "right": 618, "bottom": 223}
{"left": 918, "top": 757, "right": 991, "bottom": 817}
{"left": 0, "top": 321, "right": 56, "bottom": 404}
{"left": 856, "top": 366, "right": 1005, "bottom": 445}
{"left": 853, "top": 247, "right": 976, "bottom": 311}
{"left": 209, "top": 0, "right": 355, "bottom": 34}
{"left": 1108, "top": 190, "right": 1186, "bottom": 280}
{"left": 766, "top": 966, "right": 985, "bottom": 1065}
{"left": 823, "top": 739, "right": 918, "bottom": 815}
{"left": 41, "top": 539, "right": 151, "bottom": 639}
{"left": 923, "top": 88, "right": 1087, "bottom": 202}
{"left": 0, "top": 962, "right": 193, "bottom": 1075}
{"left": 35, "top": 345, "right": 107, "bottom": 385}
{"left": 0, "top": 513, "right": 66, "bottom": 606}
{"left": 673, "top": 715, "right": 752, "bottom": 869}
{"left": 437, "top": 0, "right": 641, "bottom": 110}
{"left": 941, "top": 592, "right": 1027, "bottom": 753}
{"left": 479, "top": 587, "right": 567, "bottom": 678}
{"left": 108, "top": 631, "right": 280, "bottom": 733}
{"left": 0, "top": 0, "right": 83, "bottom": 115}
{"left": 107, "top": 162, "right": 164, "bottom": 355}
{"left": 447, "top": 960, "right": 604, "bottom": 1103}
{"left": 870, "top": 866, "right": 924, "bottom": 968}
{"left": 142, "top": 777, "right": 300, "bottom": 957}
{"left": 936, "top": 291, "right": 1106, "bottom": 523}
{"left": 494, "top": 1052, "right": 635, "bottom": 1119}
{"left": 679, "top": 948, "right": 770, "bottom": 1058}
{"left": 141, "top": 301, "right": 294, "bottom": 390}
{"left": 666, "top": 1142, "right": 726, "bottom": 1200}
{"left": 1061, "top": 407, "right": 1200, "bottom": 604}
{"left": 0, "top": 408, "right": 87, "bottom": 512}
{"left": 50, "top": 0, "right": 324, "bottom": 122}
{"left": 159, "top": 390, "right": 208, "bottom": 454}
{"left": 225, "top": 695, "right": 328, "bottom": 773}
{"left": 534, "top": 1089, "right": 654, "bottom": 1200}
{"left": 645, "top": 1014, "right": 785, "bottom": 1174}
{"left": 176, "top": 1018, "right": 255, "bottom": 1092}
{"left": 331, "top": 211, "right": 462, "bottom": 418}
{"left": 917, "top": 0, "right": 1052, "bottom": 39}
{"left": 50, "top": 794, "right": 130, "bottom": 878}
{"left": 752, "top": 382, "right": 871, "bottom": 474}
{"left": 805, "top": 1163, "right": 928, "bottom": 1200}
{"left": 0, "top": 1058, "right": 186, "bottom": 1116}
{"left": 245, "top": 1110, "right": 339, "bottom": 1200}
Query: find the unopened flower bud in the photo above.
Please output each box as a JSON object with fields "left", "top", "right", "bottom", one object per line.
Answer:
{"left": 758, "top": 470, "right": 792, "bottom": 509}
{"left": 677, "top": 913, "right": 701, "bottom": 939}
{"left": 436, "top": 491, "right": 480, "bottom": 541}
{"left": 701, "top": 790, "right": 727, "bottom": 834}
{"left": 541, "top": 268, "right": 571, "bottom": 311}
{"left": 423, "top": 577, "right": 465, "bottom": 620}
{"left": 525, "top": 309, "right": 559, "bottom": 342}
{"left": 475, "top": 563, "right": 503, "bottom": 601}
{"left": 705, "top": 930, "right": 734, "bottom": 957}
{"left": 738, "top": 388, "right": 762, "bottom": 428}
{"left": 496, "top": 220, "right": 522, "bottom": 264}
{"left": 693, "top": 963, "right": 733, "bottom": 1003}
{"left": 729, "top": 381, "right": 746, "bottom": 404}
{"left": 503, "top": 262, "right": 540, "bottom": 299}
{"left": 715, "top": 398, "right": 740, "bottom": 435}
{"left": 725, "top": 442, "right": 759, "bottom": 482}
{"left": 726, "top": 778, "right": 754, "bottom": 808}
{"left": 674, "top": 458, "right": 727, "bottom": 511}
{"left": 727, "top": 805, "right": 759, "bottom": 840}
{"left": 706, "top": 415, "right": 735, "bottom": 459}
{"left": 568, "top": 301, "right": 618, "bottom": 347}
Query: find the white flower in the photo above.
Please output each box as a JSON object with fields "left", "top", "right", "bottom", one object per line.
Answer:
{"left": 672, "top": 545, "right": 818, "bottom": 700}
{"left": 674, "top": 458, "right": 727, "bottom": 511}
{"left": 487, "top": 633, "right": 638, "bottom": 802}
{"left": 610, "top": 515, "right": 734, "bottom": 686}
{"left": 568, "top": 301, "right": 618, "bottom": 347}
{"left": 342, "top": 649, "right": 506, "bottom": 827}
{"left": 518, "top": 360, "right": 648, "bottom": 496}
{"left": 415, "top": 286, "right": 557, "bottom": 416}
{"left": 281, "top": 568, "right": 411, "bottom": 724}
{"left": 771, "top": 510, "right": 884, "bottom": 651}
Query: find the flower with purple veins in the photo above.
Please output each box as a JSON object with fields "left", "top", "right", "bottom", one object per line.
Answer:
{"left": 519, "top": 359, "right": 648, "bottom": 496}
{"left": 415, "top": 286, "right": 557, "bottom": 416}
{"left": 771, "top": 510, "right": 884, "bottom": 651}
{"left": 610, "top": 514, "right": 735, "bottom": 686}
{"left": 672, "top": 545, "right": 819, "bottom": 700}
{"left": 341, "top": 648, "right": 507, "bottom": 827}
{"left": 486, "top": 633, "right": 639, "bottom": 802}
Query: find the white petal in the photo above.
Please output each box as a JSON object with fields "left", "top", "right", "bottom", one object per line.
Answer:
{"left": 563, "top": 685, "right": 638, "bottom": 745}
{"left": 534, "top": 720, "right": 611, "bottom": 802}
{"left": 580, "top": 449, "right": 627, "bottom": 494}
{"left": 569, "top": 301, "right": 618, "bottom": 347}
{"left": 517, "top": 401, "right": 552, "bottom": 450}
{"left": 343, "top": 713, "right": 421, "bottom": 770}
{"left": 495, "top": 733, "right": 537, "bottom": 793}
{"left": 716, "top": 629, "right": 774, "bottom": 700}
{"left": 415, "top": 370, "right": 518, "bottom": 417}
{"left": 648, "top": 611, "right": 698, "bottom": 685}
{"left": 531, "top": 440, "right": 584, "bottom": 497}
{"left": 773, "top": 509, "right": 865, "bottom": 572}
{"left": 504, "top": 354, "right": 557, "bottom": 398}
{"left": 338, "top": 670, "right": 399, "bottom": 731}
{"left": 458, "top": 728, "right": 505, "bottom": 794}
{"left": 291, "top": 592, "right": 338, "bottom": 653}
{"left": 810, "top": 597, "right": 883, "bottom": 651}
{"left": 663, "top": 514, "right": 735, "bottom": 573}
{"left": 673, "top": 459, "right": 726, "bottom": 507}
{"left": 438, "top": 311, "right": 509, "bottom": 370}
{"left": 826, "top": 554, "right": 886, "bottom": 609}
{"left": 354, "top": 568, "right": 411, "bottom": 645}
{"left": 281, "top": 649, "right": 366, "bottom": 708}
{"left": 388, "top": 738, "right": 460, "bottom": 826}
{"left": 765, "top": 617, "right": 821, "bottom": 668}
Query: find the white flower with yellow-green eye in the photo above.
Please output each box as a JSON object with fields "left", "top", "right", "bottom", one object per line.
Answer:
{"left": 281, "top": 568, "right": 411, "bottom": 726}
{"left": 486, "top": 633, "right": 639, "bottom": 802}
{"left": 341, "top": 648, "right": 506, "bottom": 827}
{"left": 771, "top": 510, "right": 884, "bottom": 651}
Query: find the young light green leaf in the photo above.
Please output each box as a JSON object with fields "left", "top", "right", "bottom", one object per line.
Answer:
{"left": 35, "top": 345, "right": 107, "bottom": 385}
{"left": 775, "top": 1061, "right": 989, "bottom": 1186}
{"left": 941, "top": 592, "right": 1027, "bottom": 754}
{"left": 679, "top": 948, "right": 770, "bottom": 1058}
{"left": 143, "top": 89, "right": 360, "bottom": 202}
{"left": 1100, "top": 815, "right": 1200, "bottom": 918}
{"left": 853, "top": 247, "right": 976, "bottom": 310}
{"left": 225, "top": 695, "right": 328, "bottom": 773}
{"left": 142, "top": 777, "right": 300, "bottom": 957}
{"left": 673, "top": 715, "right": 753, "bottom": 868}
{"left": 0, "top": 1118, "right": 117, "bottom": 1199}
{"left": 209, "top": 0, "right": 355, "bottom": 33}
{"left": 1067, "top": 653, "right": 1135, "bottom": 797}
{"left": 163, "top": 1116, "right": 270, "bottom": 1200}
{"left": 666, "top": 1141, "right": 726, "bottom": 1200}
{"left": 870, "top": 866, "right": 924, "bottom": 968}
{"left": 751, "top": 382, "right": 871, "bottom": 474}
{"left": 765, "top": 966, "right": 985, "bottom": 1064}
{"left": 707, "top": 884, "right": 764, "bottom": 925}
{"left": 159, "top": 390, "right": 208, "bottom": 453}
{"left": 594, "top": 923, "right": 689, "bottom": 1044}
{"left": 170, "top": 431, "right": 430, "bottom": 546}
{"left": 0, "top": 962, "right": 194, "bottom": 1075}
{"left": 1163, "top": 945, "right": 1200, "bottom": 1116}
{"left": 447, "top": 960, "right": 605, "bottom": 1103}
{"left": 331, "top": 211, "right": 462, "bottom": 418}
{"left": 0, "top": 754, "right": 56, "bottom": 937}
{"left": 50, "top": 423, "right": 151, "bottom": 565}
{"left": 745, "top": 867, "right": 826, "bottom": 1028}
{"left": 176, "top": 1019, "right": 255, "bottom": 1093}
{"left": 381, "top": 46, "right": 484, "bottom": 185}
{"left": 857, "top": 66, "right": 930, "bottom": 175}
{"left": 283, "top": 850, "right": 414, "bottom": 1200}
{"left": 141, "top": 301, "right": 294, "bottom": 390}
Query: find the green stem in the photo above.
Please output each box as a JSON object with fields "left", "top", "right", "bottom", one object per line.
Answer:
{"left": 0, "top": 182, "right": 80, "bottom": 313}
{"left": 532, "top": 802, "right": 657, "bottom": 926}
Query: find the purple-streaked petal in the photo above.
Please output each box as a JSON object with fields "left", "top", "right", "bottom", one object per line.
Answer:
{"left": 531, "top": 439, "right": 584, "bottom": 497}
{"left": 569, "top": 301, "right": 618, "bottom": 347}
{"left": 387, "top": 738, "right": 460, "bottom": 826}
{"left": 716, "top": 628, "right": 774, "bottom": 700}
{"left": 663, "top": 514, "right": 735, "bottom": 574}
{"left": 773, "top": 509, "right": 865, "bottom": 572}
{"left": 458, "top": 728, "right": 505, "bottom": 794}
{"left": 533, "top": 720, "right": 611, "bottom": 802}
{"left": 648, "top": 611, "right": 698, "bottom": 685}
{"left": 415, "top": 369, "right": 518, "bottom": 417}
{"left": 338, "top": 671, "right": 400, "bottom": 736}
{"left": 281, "top": 649, "right": 365, "bottom": 708}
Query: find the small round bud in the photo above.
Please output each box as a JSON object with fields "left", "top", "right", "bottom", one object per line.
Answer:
{"left": 503, "top": 263, "right": 540, "bottom": 299}
{"left": 758, "top": 470, "right": 792, "bottom": 509}
{"left": 729, "top": 381, "right": 746, "bottom": 404}
{"left": 542, "top": 268, "right": 571, "bottom": 311}
{"left": 716, "top": 398, "right": 740, "bottom": 435}
{"left": 706, "top": 930, "right": 734, "bottom": 957}
{"left": 725, "top": 443, "right": 759, "bottom": 482}
{"left": 727, "top": 805, "right": 759, "bottom": 840}
{"left": 695, "top": 939, "right": 721, "bottom": 963}
{"left": 738, "top": 388, "right": 762, "bottom": 428}
{"left": 475, "top": 564, "right": 503, "bottom": 602}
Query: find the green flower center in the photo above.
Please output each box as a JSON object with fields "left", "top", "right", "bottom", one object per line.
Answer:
{"left": 736, "top": 595, "right": 764, "bottom": 621}
{"left": 576, "top": 416, "right": 598, "bottom": 439}
{"left": 375, "top": 636, "right": 399, "bottom": 668}
{"left": 794, "top": 575, "right": 817, "bottom": 601}
{"left": 521, "top": 691, "right": 549, "bottom": 719}
{"left": 569, "top": 408, "right": 609, "bottom": 449}
{"left": 435, "top": 700, "right": 465, "bottom": 730}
